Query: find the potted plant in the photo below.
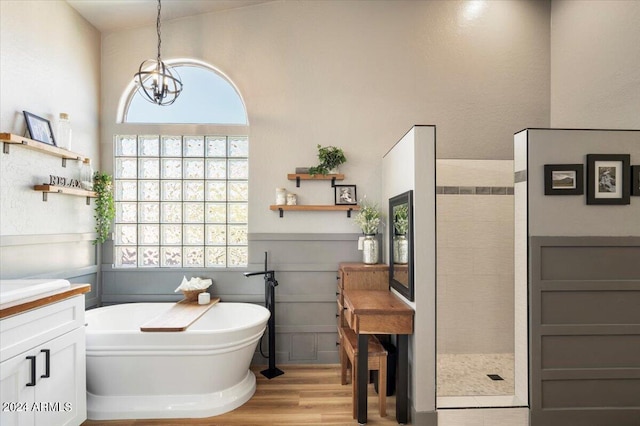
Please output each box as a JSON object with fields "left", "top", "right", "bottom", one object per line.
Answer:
{"left": 393, "top": 204, "right": 409, "bottom": 264}
{"left": 308, "top": 144, "right": 347, "bottom": 175}
{"left": 93, "top": 172, "right": 115, "bottom": 244}
{"left": 354, "top": 199, "right": 382, "bottom": 264}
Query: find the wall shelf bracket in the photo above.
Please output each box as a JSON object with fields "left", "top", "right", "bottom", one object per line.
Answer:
{"left": 295, "top": 176, "right": 300, "bottom": 187}
{"left": 278, "top": 207, "right": 284, "bottom": 218}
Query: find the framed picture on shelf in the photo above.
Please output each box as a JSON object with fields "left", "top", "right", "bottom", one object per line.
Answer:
{"left": 586, "top": 154, "right": 630, "bottom": 205}
{"left": 23, "top": 111, "right": 56, "bottom": 146}
{"left": 632, "top": 165, "right": 640, "bottom": 196}
{"left": 544, "top": 164, "right": 584, "bottom": 195}
{"left": 334, "top": 184, "right": 357, "bottom": 205}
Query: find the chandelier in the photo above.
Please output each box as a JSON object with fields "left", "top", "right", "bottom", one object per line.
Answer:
{"left": 134, "top": 0, "right": 183, "bottom": 105}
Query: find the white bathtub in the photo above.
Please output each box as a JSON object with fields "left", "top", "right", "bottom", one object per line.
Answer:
{"left": 85, "top": 302, "right": 269, "bottom": 420}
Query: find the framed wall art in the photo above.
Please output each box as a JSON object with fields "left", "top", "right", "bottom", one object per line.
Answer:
{"left": 23, "top": 111, "right": 56, "bottom": 146}
{"left": 586, "top": 154, "right": 630, "bottom": 205}
{"left": 334, "top": 184, "right": 357, "bottom": 205}
{"left": 544, "top": 164, "right": 584, "bottom": 195}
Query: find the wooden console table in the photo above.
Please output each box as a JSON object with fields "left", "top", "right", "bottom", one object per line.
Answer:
{"left": 342, "top": 290, "right": 414, "bottom": 424}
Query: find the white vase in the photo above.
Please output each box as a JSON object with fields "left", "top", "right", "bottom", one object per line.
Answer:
{"left": 393, "top": 234, "right": 408, "bottom": 264}
{"left": 362, "top": 234, "right": 378, "bottom": 265}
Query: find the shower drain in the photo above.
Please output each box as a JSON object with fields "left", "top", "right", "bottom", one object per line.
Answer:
{"left": 487, "top": 374, "right": 504, "bottom": 381}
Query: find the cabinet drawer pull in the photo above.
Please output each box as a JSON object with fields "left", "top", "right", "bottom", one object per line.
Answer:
{"left": 40, "top": 349, "right": 50, "bottom": 378}
{"left": 26, "top": 355, "right": 36, "bottom": 386}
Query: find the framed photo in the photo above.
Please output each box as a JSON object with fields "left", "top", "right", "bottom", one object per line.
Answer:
{"left": 632, "top": 165, "right": 640, "bottom": 196}
{"left": 544, "top": 164, "right": 584, "bottom": 195}
{"left": 23, "top": 111, "right": 56, "bottom": 146}
{"left": 586, "top": 154, "right": 630, "bottom": 205}
{"left": 334, "top": 184, "right": 357, "bottom": 205}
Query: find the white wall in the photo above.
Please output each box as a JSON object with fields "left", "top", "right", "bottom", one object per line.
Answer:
{"left": 550, "top": 0, "right": 640, "bottom": 129}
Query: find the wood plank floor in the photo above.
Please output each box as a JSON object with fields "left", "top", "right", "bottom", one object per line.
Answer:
{"left": 82, "top": 364, "right": 401, "bottom": 425}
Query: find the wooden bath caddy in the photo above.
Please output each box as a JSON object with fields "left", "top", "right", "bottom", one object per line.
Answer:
{"left": 140, "top": 297, "right": 220, "bottom": 332}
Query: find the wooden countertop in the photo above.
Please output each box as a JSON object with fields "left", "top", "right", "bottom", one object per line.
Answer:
{"left": 0, "top": 284, "right": 91, "bottom": 319}
{"left": 339, "top": 262, "right": 389, "bottom": 272}
{"left": 342, "top": 290, "right": 414, "bottom": 335}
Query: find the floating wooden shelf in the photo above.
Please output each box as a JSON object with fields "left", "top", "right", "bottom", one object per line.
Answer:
{"left": 270, "top": 204, "right": 359, "bottom": 218}
{"left": 1, "top": 133, "right": 89, "bottom": 167}
{"left": 34, "top": 184, "right": 97, "bottom": 204}
{"left": 287, "top": 173, "right": 344, "bottom": 187}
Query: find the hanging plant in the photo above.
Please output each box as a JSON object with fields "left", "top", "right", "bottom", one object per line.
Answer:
{"left": 93, "top": 172, "right": 115, "bottom": 245}
{"left": 308, "top": 144, "right": 347, "bottom": 175}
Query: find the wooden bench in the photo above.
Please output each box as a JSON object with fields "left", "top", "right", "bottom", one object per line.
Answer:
{"left": 340, "top": 326, "right": 388, "bottom": 418}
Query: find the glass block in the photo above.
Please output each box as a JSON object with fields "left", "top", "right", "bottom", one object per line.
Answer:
{"left": 161, "top": 136, "right": 182, "bottom": 156}
{"left": 206, "top": 181, "right": 226, "bottom": 201}
{"left": 139, "top": 135, "right": 160, "bottom": 156}
{"left": 139, "top": 180, "right": 160, "bottom": 201}
{"left": 228, "top": 159, "right": 248, "bottom": 179}
{"left": 161, "top": 159, "right": 182, "bottom": 179}
{"left": 139, "top": 158, "right": 160, "bottom": 179}
{"left": 206, "top": 203, "right": 226, "bottom": 223}
{"left": 206, "top": 136, "right": 226, "bottom": 157}
{"left": 206, "top": 224, "right": 226, "bottom": 245}
{"left": 183, "top": 159, "right": 205, "bottom": 179}
{"left": 139, "top": 247, "right": 160, "bottom": 267}
{"left": 161, "top": 203, "right": 182, "bottom": 223}
{"left": 161, "top": 247, "right": 182, "bottom": 267}
{"left": 228, "top": 136, "right": 248, "bottom": 157}
{"left": 228, "top": 225, "right": 248, "bottom": 245}
{"left": 161, "top": 224, "right": 182, "bottom": 245}
{"left": 184, "top": 181, "right": 204, "bottom": 201}
{"left": 184, "top": 203, "right": 204, "bottom": 223}
{"left": 184, "top": 247, "right": 204, "bottom": 268}
{"left": 115, "top": 224, "right": 137, "bottom": 245}
{"left": 116, "top": 181, "right": 137, "bottom": 201}
{"left": 116, "top": 202, "right": 137, "bottom": 223}
{"left": 161, "top": 181, "right": 182, "bottom": 201}
{"left": 115, "top": 158, "right": 137, "bottom": 179}
{"left": 206, "top": 159, "right": 227, "bottom": 179}
{"left": 115, "top": 135, "right": 137, "bottom": 157}
{"left": 184, "top": 224, "right": 204, "bottom": 245}
{"left": 228, "top": 181, "right": 248, "bottom": 201}
{"left": 228, "top": 246, "right": 248, "bottom": 267}
{"left": 183, "top": 136, "right": 204, "bottom": 157}
{"left": 228, "top": 203, "right": 248, "bottom": 223}
{"left": 206, "top": 247, "right": 226, "bottom": 267}
{"left": 115, "top": 246, "right": 137, "bottom": 268}
{"left": 138, "top": 224, "right": 160, "bottom": 245}
{"left": 139, "top": 202, "right": 159, "bottom": 223}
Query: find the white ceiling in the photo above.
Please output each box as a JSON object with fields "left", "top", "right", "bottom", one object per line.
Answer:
{"left": 66, "top": 0, "right": 273, "bottom": 33}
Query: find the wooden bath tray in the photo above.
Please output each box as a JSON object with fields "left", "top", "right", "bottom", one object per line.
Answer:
{"left": 140, "top": 297, "right": 220, "bottom": 332}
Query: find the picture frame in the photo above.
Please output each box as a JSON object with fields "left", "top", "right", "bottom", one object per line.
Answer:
{"left": 632, "top": 165, "right": 640, "bottom": 196}
{"left": 544, "top": 164, "right": 584, "bottom": 195}
{"left": 23, "top": 111, "right": 56, "bottom": 146}
{"left": 334, "top": 184, "right": 357, "bottom": 205}
{"left": 586, "top": 154, "right": 630, "bottom": 205}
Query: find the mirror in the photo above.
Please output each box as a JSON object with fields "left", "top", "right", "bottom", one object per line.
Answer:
{"left": 389, "top": 190, "right": 414, "bottom": 301}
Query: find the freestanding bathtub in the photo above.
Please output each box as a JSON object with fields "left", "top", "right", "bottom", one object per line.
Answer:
{"left": 85, "top": 302, "right": 269, "bottom": 420}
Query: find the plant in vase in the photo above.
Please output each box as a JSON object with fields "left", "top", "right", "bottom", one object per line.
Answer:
{"left": 393, "top": 204, "right": 409, "bottom": 264}
{"left": 354, "top": 200, "right": 382, "bottom": 264}
{"left": 93, "top": 172, "right": 115, "bottom": 245}
{"left": 308, "top": 144, "right": 346, "bottom": 176}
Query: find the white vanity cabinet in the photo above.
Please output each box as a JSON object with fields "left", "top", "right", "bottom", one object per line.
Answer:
{"left": 0, "top": 295, "right": 86, "bottom": 426}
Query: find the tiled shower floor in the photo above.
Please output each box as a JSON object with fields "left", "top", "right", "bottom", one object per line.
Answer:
{"left": 437, "top": 353, "right": 514, "bottom": 396}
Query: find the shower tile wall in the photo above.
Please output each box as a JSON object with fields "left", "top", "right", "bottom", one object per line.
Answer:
{"left": 437, "top": 160, "right": 514, "bottom": 354}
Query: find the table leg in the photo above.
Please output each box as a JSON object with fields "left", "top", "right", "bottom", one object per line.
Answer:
{"left": 396, "top": 334, "right": 408, "bottom": 424}
{"left": 357, "top": 333, "right": 369, "bottom": 424}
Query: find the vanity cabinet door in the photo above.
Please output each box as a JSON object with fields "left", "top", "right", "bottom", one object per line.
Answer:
{"left": 0, "top": 353, "right": 36, "bottom": 426}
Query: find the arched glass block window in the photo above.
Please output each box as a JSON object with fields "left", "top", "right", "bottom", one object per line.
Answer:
{"left": 124, "top": 64, "right": 247, "bottom": 125}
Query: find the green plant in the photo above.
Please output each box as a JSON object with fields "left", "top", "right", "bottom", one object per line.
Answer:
{"left": 354, "top": 200, "right": 382, "bottom": 235}
{"left": 393, "top": 204, "right": 409, "bottom": 235}
{"left": 93, "top": 172, "right": 115, "bottom": 245}
{"left": 308, "top": 144, "right": 346, "bottom": 175}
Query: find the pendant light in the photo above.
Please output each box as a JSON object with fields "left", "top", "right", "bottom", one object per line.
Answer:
{"left": 134, "top": 0, "right": 183, "bottom": 105}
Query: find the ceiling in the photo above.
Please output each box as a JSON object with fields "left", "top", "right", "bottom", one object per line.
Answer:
{"left": 66, "top": 0, "right": 274, "bottom": 33}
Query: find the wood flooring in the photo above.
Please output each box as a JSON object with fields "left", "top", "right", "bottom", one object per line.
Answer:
{"left": 82, "top": 364, "right": 400, "bottom": 425}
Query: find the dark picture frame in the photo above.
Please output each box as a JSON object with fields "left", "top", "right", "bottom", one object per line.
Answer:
{"left": 586, "top": 154, "right": 630, "bottom": 205}
{"left": 632, "top": 165, "right": 640, "bottom": 196}
{"left": 334, "top": 184, "right": 357, "bottom": 205}
{"left": 23, "top": 111, "right": 56, "bottom": 146}
{"left": 544, "top": 164, "right": 584, "bottom": 195}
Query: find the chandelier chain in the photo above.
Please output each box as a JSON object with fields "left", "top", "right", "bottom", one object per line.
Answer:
{"left": 156, "top": 0, "right": 162, "bottom": 62}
